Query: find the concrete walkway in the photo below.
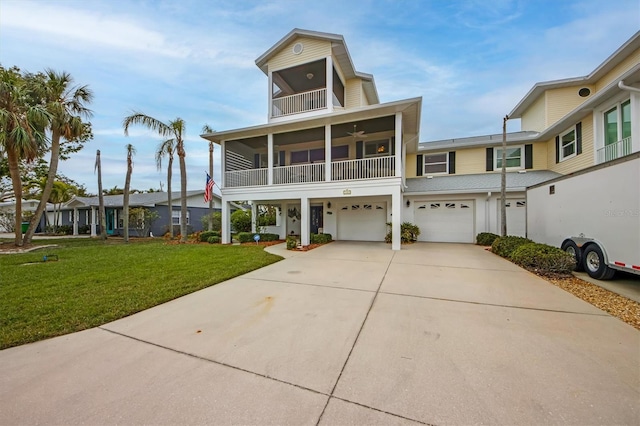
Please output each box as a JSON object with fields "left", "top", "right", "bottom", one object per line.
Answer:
{"left": 0, "top": 242, "right": 638, "bottom": 425}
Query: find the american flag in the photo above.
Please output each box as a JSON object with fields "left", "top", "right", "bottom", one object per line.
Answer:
{"left": 204, "top": 173, "right": 214, "bottom": 203}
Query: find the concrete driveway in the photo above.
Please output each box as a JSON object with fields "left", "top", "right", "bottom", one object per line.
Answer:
{"left": 1, "top": 242, "right": 638, "bottom": 425}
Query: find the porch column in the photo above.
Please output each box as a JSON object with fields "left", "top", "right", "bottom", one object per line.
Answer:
{"left": 251, "top": 202, "right": 257, "bottom": 233}
{"left": 395, "top": 112, "right": 403, "bottom": 178}
{"left": 90, "top": 206, "right": 96, "bottom": 237}
{"left": 301, "top": 197, "right": 310, "bottom": 246}
{"left": 391, "top": 189, "right": 402, "bottom": 251}
{"left": 220, "top": 140, "right": 226, "bottom": 188}
{"left": 73, "top": 207, "right": 79, "bottom": 236}
{"left": 326, "top": 56, "right": 333, "bottom": 114}
{"left": 268, "top": 71, "right": 273, "bottom": 121}
{"left": 267, "top": 133, "right": 274, "bottom": 185}
{"left": 221, "top": 198, "right": 231, "bottom": 244}
{"left": 325, "top": 124, "right": 332, "bottom": 181}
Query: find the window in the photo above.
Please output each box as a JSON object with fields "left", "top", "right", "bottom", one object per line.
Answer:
{"left": 495, "top": 146, "right": 523, "bottom": 169}
{"left": 604, "top": 99, "right": 631, "bottom": 146}
{"left": 364, "top": 139, "right": 390, "bottom": 157}
{"left": 290, "top": 150, "right": 309, "bottom": 164}
{"left": 423, "top": 153, "right": 448, "bottom": 174}
{"left": 172, "top": 210, "right": 190, "bottom": 225}
{"left": 559, "top": 127, "right": 576, "bottom": 161}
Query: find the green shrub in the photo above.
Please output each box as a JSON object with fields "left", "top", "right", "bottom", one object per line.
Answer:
{"left": 286, "top": 236, "right": 297, "bottom": 250}
{"left": 236, "top": 232, "right": 279, "bottom": 243}
{"left": 207, "top": 236, "right": 221, "bottom": 244}
{"left": 259, "top": 233, "right": 280, "bottom": 242}
{"left": 476, "top": 232, "right": 499, "bottom": 246}
{"left": 385, "top": 222, "right": 420, "bottom": 244}
{"left": 491, "top": 235, "right": 533, "bottom": 258}
{"left": 511, "top": 243, "right": 576, "bottom": 275}
{"left": 200, "top": 212, "right": 222, "bottom": 231}
{"left": 199, "top": 230, "right": 221, "bottom": 242}
{"left": 311, "top": 233, "right": 332, "bottom": 244}
{"left": 230, "top": 209, "right": 251, "bottom": 233}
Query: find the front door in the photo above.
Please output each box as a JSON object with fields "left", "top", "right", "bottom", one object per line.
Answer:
{"left": 106, "top": 209, "right": 115, "bottom": 235}
{"left": 310, "top": 205, "right": 323, "bottom": 234}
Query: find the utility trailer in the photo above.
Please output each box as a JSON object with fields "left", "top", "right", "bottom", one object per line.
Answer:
{"left": 526, "top": 152, "right": 640, "bottom": 280}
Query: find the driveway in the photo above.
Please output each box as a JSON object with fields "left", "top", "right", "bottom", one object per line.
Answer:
{"left": 0, "top": 242, "right": 638, "bottom": 425}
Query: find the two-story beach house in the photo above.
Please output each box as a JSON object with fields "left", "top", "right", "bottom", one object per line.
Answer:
{"left": 202, "top": 29, "right": 639, "bottom": 248}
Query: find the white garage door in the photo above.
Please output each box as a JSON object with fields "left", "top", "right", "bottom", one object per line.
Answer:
{"left": 414, "top": 201, "right": 475, "bottom": 243}
{"left": 337, "top": 202, "right": 387, "bottom": 241}
{"left": 503, "top": 199, "right": 526, "bottom": 237}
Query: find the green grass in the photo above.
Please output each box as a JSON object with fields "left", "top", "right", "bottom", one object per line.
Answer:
{"left": 0, "top": 238, "right": 282, "bottom": 349}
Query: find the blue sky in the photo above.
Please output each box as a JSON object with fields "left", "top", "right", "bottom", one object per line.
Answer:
{"left": 1, "top": 0, "right": 638, "bottom": 194}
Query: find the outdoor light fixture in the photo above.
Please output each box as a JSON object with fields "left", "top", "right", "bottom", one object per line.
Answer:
{"left": 406, "top": 200, "right": 411, "bottom": 207}
{"left": 306, "top": 73, "right": 314, "bottom": 80}
{"left": 327, "top": 201, "right": 331, "bottom": 209}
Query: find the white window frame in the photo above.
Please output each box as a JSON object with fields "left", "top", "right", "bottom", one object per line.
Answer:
{"left": 172, "top": 210, "right": 190, "bottom": 225}
{"left": 364, "top": 139, "right": 391, "bottom": 158}
{"left": 423, "top": 152, "right": 448, "bottom": 175}
{"left": 494, "top": 145, "right": 524, "bottom": 170}
{"left": 559, "top": 127, "right": 576, "bottom": 162}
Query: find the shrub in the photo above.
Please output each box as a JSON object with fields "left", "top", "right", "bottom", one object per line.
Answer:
{"left": 199, "top": 230, "right": 221, "bottom": 242}
{"left": 286, "top": 236, "right": 297, "bottom": 250}
{"left": 57, "top": 225, "right": 73, "bottom": 235}
{"left": 310, "top": 233, "right": 332, "bottom": 244}
{"left": 207, "top": 236, "right": 221, "bottom": 244}
{"left": 385, "top": 222, "right": 420, "bottom": 244}
{"left": 236, "top": 232, "right": 279, "bottom": 243}
{"left": 230, "top": 210, "right": 251, "bottom": 233}
{"left": 491, "top": 235, "right": 533, "bottom": 259}
{"left": 78, "top": 225, "right": 91, "bottom": 234}
{"left": 259, "top": 233, "right": 280, "bottom": 242}
{"left": 511, "top": 243, "right": 576, "bottom": 275}
{"left": 200, "top": 212, "right": 222, "bottom": 231}
{"left": 476, "top": 232, "right": 499, "bottom": 246}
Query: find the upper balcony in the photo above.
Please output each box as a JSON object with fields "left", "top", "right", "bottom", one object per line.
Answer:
{"left": 597, "top": 136, "right": 633, "bottom": 164}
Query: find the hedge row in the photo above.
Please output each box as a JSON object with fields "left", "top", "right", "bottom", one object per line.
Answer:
{"left": 236, "top": 232, "right": 280, "bottom": 243}
{"left": 476, "top": 232, "right": 499, "bottom": 246}
{"left": 311, "top": 233, "right": 332, "bottom": 244}
{"left": 489, "top": 235, "right": 575, "bottom": 275}
{"left": 199, "top": 230, "right": 221, "bottom": 242}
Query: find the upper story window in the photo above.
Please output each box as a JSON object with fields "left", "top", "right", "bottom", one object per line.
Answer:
{"left": 559, "top": 127, "right": 576, "bottom": 161}
{"left": 495, "top": 146, "right": 523, "bottom": 169}
{"left": 424, "top": 153, "right": 448, "bottom": 174}
{"left": 364, "top": 139, "right": 390, "bottom": 157}
{"left": 604, "top": 99, "right": 631, "bottom": 145}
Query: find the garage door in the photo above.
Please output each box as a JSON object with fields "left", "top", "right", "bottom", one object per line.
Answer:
{"left": 503, "top": 199, "right": 526, "bottom": 237}
{"left": 414, "top": 201, "right": 474, "bottom": 243}
{"left": 337, "top": 202, "right": 387, "bottom": 241}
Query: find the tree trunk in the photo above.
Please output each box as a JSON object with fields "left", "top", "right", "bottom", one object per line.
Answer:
{"left": 97, "top": 150, "right": 107, "bottom": 240}
{"left": 208, "top": 141, "right": 213, "bottom": 231}
{"left": 123, "top": 153, "right": 132, "bottom": 243}
{"left": 500, "top": 115, "right": 508, "bottom": 237}
{"left": 24, "top": 129, "right": 61, "bottom": 244}
{"left": 178, "top": 141, "right": 188, "bottom": 242}
{"left": 6, "top": 148, "right": 23, "bottom": 246}
{"left": 167, "top": 155, "right": 173, "bottom": 238}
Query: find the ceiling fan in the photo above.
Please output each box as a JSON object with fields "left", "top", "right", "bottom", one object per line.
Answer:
{"left": 347, "top": 124, "right": 367, "bottom": 138}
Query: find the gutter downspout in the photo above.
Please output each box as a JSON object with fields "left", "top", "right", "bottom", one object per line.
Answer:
{"left": 618, "top": 81, "right": 640, "bottom": 93}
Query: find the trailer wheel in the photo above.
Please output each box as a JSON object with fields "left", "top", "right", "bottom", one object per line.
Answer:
{"left": 583, "top": 245, "right": 615, "bottom": 280}
{"left": 561, "top": 240, "right": 583, "bottom": 272}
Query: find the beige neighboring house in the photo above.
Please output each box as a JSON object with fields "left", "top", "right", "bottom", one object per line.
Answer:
{"left": 202, "top": 28, "right": 639, "bottom": 247}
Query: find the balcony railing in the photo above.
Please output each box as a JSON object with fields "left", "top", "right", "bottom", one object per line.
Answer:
{"left": 597, "top": 136, "right": 632, "bottom": 163}
{"left": 274, "top": 163, "right": 325, "bottom": 184}
{"left": 225, "top": 168, "right": 268, "bottom": 188}
{"left": 332, "top": 156, "right": 395, "bottom": 181}
{"left": 272, "top": 88, "right": 327, "bottom": 118}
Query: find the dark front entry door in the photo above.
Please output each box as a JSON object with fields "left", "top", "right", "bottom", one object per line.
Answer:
{"left": 310, "top": 205, "right": 323, "bottom": 234}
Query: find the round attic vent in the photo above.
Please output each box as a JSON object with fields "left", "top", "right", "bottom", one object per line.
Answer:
{"left": 578, "top": 87, "right": 591, "bottom": 97}
{"left": 292, "top": 42, "right": 304, "bottom": 55}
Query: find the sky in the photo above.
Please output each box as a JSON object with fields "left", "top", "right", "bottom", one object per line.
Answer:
{"left": 1, "top": 0, "right": 638, "bottom": 195}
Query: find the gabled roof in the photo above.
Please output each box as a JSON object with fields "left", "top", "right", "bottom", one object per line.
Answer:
{"left": 255, "top": 28, "right": 379, "bottom": 104}
{"left": 510, "top": 31, "right": 640, "bottom": 118}
{"left": 64, "top": 191, "right": 215, "bottom": 208}
{"left": 406, "top": 170, "right": 561, "bottom": 194}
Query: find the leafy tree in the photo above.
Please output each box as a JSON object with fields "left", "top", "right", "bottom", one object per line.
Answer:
{"left": 123, "top": 113, "right": 188, "bottom": 242}
{"left": 123, "top": 144, "right": 135, "bottom": 243}
{"left": 230, "top": 209, "right": 251, "bottom": 233}
{"left": 129, "top": 207, "right": 159, "bottom": 237}
{"left": 155, "top": 138, "right": 175, "bottom": 238}
{"left": 200, "top": 211, "right": 221, "bottom": 231}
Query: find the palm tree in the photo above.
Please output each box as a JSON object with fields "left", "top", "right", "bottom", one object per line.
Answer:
{"left": 95, "top": 150, "right": 107, "bottom": 240}
{"left": 24, "top": 69, "right": 93, "bottom": 245}
{"left": 202, "top": 124, "right": 215, "bottom": 231}
{"left": 49, "top": 180, "right": 73, "bottom": 233}
{"left": 123, "top": 113, "right": 188, "bottom": 242}
{"left": 0, "top": 66, "right": 50, "bottom": 246}
{"left": 123, "top": 144, "right": 135, "bottom": 243}
{"left": 155, "top": 138, "right": 175, "bottom": 238}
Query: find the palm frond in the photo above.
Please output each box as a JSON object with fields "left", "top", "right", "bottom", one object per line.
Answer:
{"left": 123, "top": 112, "right": 171, "bottom": 137}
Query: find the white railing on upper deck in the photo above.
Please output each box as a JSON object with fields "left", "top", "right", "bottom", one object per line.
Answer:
{"left": 225, "top": 168, "right": 268, "bottom": 188}
{"left": 332, "top": 156, "right": 396, "bottom": 181}
{"left": 597, "top": 136, "right": 632, "bottom": 163}
{"left": 274, "top": 163, "right": 325, "bottom": 184}
{"left": 272, "top": 88, "right": 327, "bottom": 118}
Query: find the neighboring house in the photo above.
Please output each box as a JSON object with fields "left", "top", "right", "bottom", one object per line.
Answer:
{"left": 0, "top": 199, "right": 49, "bottom": 233}
{"left": 202, "top": 28, "right": 639, "bottom": 248}
{"left": 54, "top": 191, "right": 221, "bottom": 237}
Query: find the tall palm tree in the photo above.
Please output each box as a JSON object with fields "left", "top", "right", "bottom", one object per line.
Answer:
{"left": 123, "top": 113, "right": 188, "bottom": 242}
{"left": 155, "top": 138, "right": 175, "bottom": 238}
{"left": 0, "top": 66, "right": 50, "bottom": 246}
{"left": 24, "top": 70, "right": 92, "bottom": 244}
{"left": 202, "top": 124, "right": 215, "bottom": 231}
{"left": 95, "top": 150, "right": 107, "bottom": 240}
{"left": 123, "top": 144, "right": 135, "bottom": 243}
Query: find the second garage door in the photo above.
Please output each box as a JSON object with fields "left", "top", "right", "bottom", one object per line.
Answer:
{"left": 337, "top": 202, "right": 387, "bottom": 241}
{"left": 414, "top": 200, "right": 475, "bottom": 243}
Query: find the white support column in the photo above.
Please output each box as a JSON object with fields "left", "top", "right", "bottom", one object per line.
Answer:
{"left": 221, "top": 198, "right": 231, "bottom": 244}
{"left": 220, "top": 140, "right": 226, "bottom": 188}
{"left": 301, "top": 197, "right": 310, "bottom": 246}
{"left": 326, "top": 56, "right": 333, "bottom": 113}
{"left": 90, "top": 206, "right": 96, "bottom": 237}
{"left": 267, "top": 133, "right": 274, "bottom": 185}
{"left": 325, "top": 124, "right": 332, "bottom": 181}
{"left": 392, "top": 189, "right": 401, "bottom": 251}
{"left": 251, "top": 202, "right": 257, "bottom": 233}
{"left": 395, "top": 112, "right": 403, "bottom": 177}
{"left": 73, "top": 207, "right": 79, "bottom": 236}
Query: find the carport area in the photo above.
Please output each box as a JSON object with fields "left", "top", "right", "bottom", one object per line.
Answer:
{"left": 0, "top": 242, "right": 638, "bottom": 424}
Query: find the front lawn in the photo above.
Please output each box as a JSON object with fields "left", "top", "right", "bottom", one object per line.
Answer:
{"left": 0, "top": 238, "right": 282, "bottom": 349}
